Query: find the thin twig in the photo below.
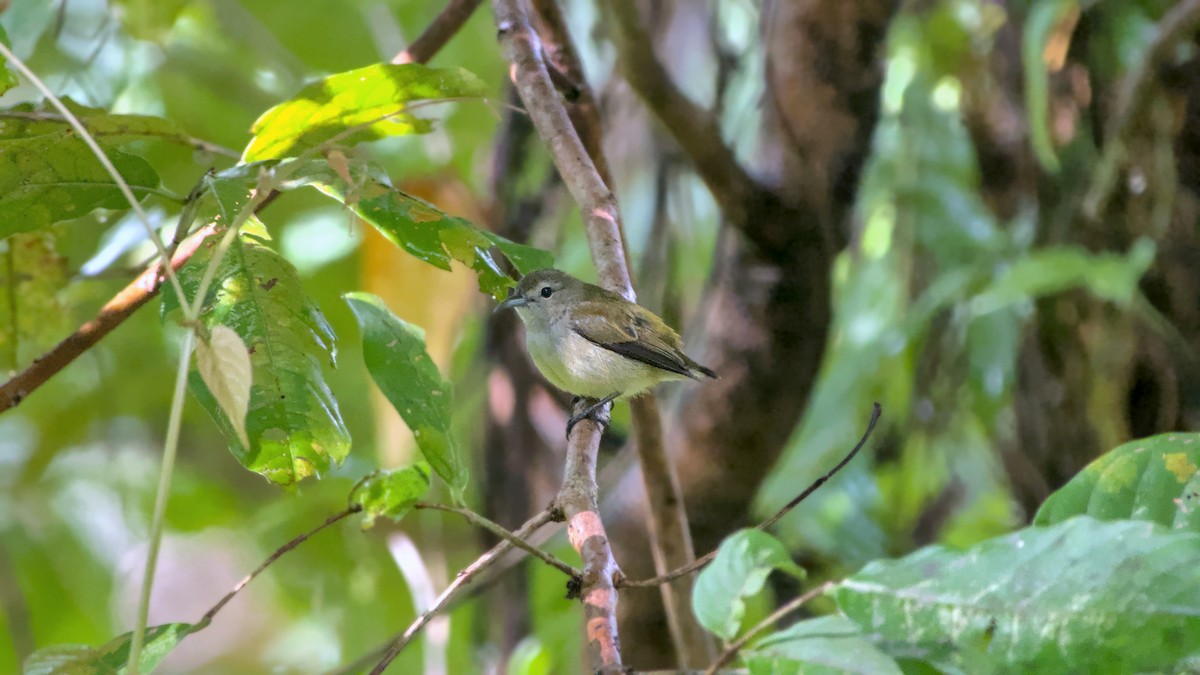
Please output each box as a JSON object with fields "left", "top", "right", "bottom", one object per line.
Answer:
{"left": 1083, "top": 0, "right": 1200, "bottom": 219}
{"left": 703, "top": 581, "right": 836, "bottom": 674}
{"left": 623, "top": 403, "right": 881, "bottom": 588}
{"left": 193, "top": 506, "right": 362, "bottom": 631}
{"left": 392, "top": 0, "right": 484, "bottom": 65}
{"left": 369, "top": 508, "right": 556, "bottom": 674}
{"left": 415, "top": 502, "right": 579, "bottom": 579}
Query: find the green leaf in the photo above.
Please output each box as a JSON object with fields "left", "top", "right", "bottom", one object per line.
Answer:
{"left": 243, "top": 63, "right": 489, "bottom": 161}
{"left": 343, "top": 292, "right": 467, "bottom": 496}
{"left": 745, "top": 615, "right": 902, "bottom": 675}
{"left": 1034, "top": 433, "right": 1200, "bottom": 531}
{"left": 169, "top": 229, "right": 350, "bottom": 486}
{"left": 351, "top": 463, "right": 432, "bottom": 529}
{"left": 0, "top": 132, "right": 159, "bottom": 239}
{"left": 0, "top": 26, "right": 17, "bottom": 96}
{"left": 319, "top": 178, "right": 551, "bottom": 299}
{"left": 0, "top": 232, "right": 69, "bottom": 370}
{"left": 969, "top": 239, "right": 1155, "bottom": 315}
{"left": 24, "top": 623, "right": 194, "bottom": 675}
{"left": 693, "top": 529, "right": 806, "bottom": 641}
{"left": 1022, "top": 0, "right": 1077, "bottom": 172}
{"left": 836, "top": 517, "right": 1200, "bottom": 672}
{"left": 0, "top": 99, "right": 218, "bottom": 151}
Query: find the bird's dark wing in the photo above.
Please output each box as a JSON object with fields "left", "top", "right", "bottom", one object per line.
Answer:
{"left": 570, "top": 302, "right": 701, "bottom": 379}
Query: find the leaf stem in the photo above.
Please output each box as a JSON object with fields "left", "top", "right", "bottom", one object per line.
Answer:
{"left": 127, "top": 328, "right": 195, "bottom": 674}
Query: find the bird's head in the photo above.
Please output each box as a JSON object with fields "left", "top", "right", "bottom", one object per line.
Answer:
{"left": 494, "top": 268, "right": 584, "bottom": 317}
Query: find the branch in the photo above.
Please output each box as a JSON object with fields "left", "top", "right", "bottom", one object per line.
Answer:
{"left": 624, "top": 403, "right": 881, "bottom": 588}
{"left": 1083, "top": 0, "right": 1200, "bottom": 219}
{"left": 392, "top": 0, "right": 484, "bottom": 65}
{"left": 193, "top": 506, "right": 362, "bottom": 631}
{"left": 0, "top": 225, "right": 216, "bottom": 413}
{"left": 369, "top": 508, "right": 556, "bottom": 674}
{"left": 415, "top": 502, "right": 579, "bottom": 579}
{"left": 605, "top": 0, "right": 762, "bottom": 231}
{"left": 703, "top": 581, "right": 835, "bottom": 674}
{"left": 529, "top": 0, "right": 713, "bottom": 666}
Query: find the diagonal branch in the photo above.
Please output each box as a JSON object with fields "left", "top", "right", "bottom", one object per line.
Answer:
{"left": 392, "top": 0, "right": 484, "bottom": 65}
{"left": 605, "top": 0, "right": 764, "bottom": 231}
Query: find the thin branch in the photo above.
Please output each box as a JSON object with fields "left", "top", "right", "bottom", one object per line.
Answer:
{"left": 703, "top": 581, "right": 835, "bottom": 675}
{"left": 605, "top": 0, "right": 760, "bottom": 230}
{"left": 392, "top": 0, "right": 484, "bottom": 65}
{"left": 193, "top": 506, "right": 362, "bottom": 631}
{"left": 415, "top": 502, "right": 579, "bottom": 579}
{"left": 369, "top": 508, "right": 556, "bottom": 674}
{"left": 624, "top": 403, "right": 881, "bottom": 588}
{"left": 0, "top": 224, "right": 214, "bottom": 413}
{"left": 1083, "top": 0, "right": 1200, "bottom": 219}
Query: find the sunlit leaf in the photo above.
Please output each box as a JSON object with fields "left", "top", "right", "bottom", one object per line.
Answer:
{"left": 745, "top": 615, "right": 902, "bottom": 675}
{"left": 243, "top": 63, "right": 489, "bottom": 161}
{"left": 1035, "top": 433, "right": 1200, "bottom": 531}
{"left": 0, "top": 25, "right": 17, "bottom": 96}
{"left": 0, "top": 232, "right": 68, "bottom": 370}
{"left": 343, "top": 292, "right": 466, "bottom": 496}
{"left": 351, "top": 463, "right": 432, "bottom": 529}
{"left": 0, "top": 132, "right": 159, "bottom": 239}
{"left": 693, "top": 529, "right": 806, "bottom": 641}
{"left": 194, "top": 325, "right": 253, "bottom": 448}
{"left": 320, "top": 177, "right": 551, "bottom": 299}
{"left": 23, "top": 623, "right": 194, "bottom": 675}
{"left": 836, "top": 517, "right": 1200, "bottom": 672}
{"left": 167, "top": 228, "right": 350, "bottom": 486}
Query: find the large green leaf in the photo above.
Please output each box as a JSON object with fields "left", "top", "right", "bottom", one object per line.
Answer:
{"left": 745, "top": 615, "right": 902, "bottom": 675}
{"left": 693, "top": 529, "right": 806, "bottom": 641}
{"left": 243, "top": 63, "right": 489, "bottom": 161}
{"left": 343, "top": 292, "right": 466, "bottom": 496}
{"left": 0, "top": 100, "right": 219, "bottom": 151}
{"left": 0, "top": 132, "right": 159, "bottom": 239}
{"left": 24, "top": 623, "right": 194, "bottom": 675}
{"left": 319, "top": 177, "right": 551, "bottom": 299}
{"left": 836, "top": 517, "right": 1200, "bottom": 672}
{"left": 1035, "top": 433, "right": 1200, "bottom": 531}
{"left": 351, "top": 463, "right": 432, "bottom": 529}
{"left": 168, "top": 229, "right": 350, "bottom": 486}
{"left": 0, "top": 26, "right": 17, "bottom": 96}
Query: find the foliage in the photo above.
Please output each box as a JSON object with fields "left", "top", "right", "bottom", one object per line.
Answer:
{"left": 692, "top": 529, "right": 805, "bottom": 641}
{"left": 351, "top": 464, "right": 433, "bottom": 529}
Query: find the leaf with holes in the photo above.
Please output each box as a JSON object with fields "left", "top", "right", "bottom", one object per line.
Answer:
{"left": 0, "top": 132, "right": 159, "bottom": 239}
{"left": 693, "top": 529, "right": 806, "bottom": 641}
{"left": 168, "top": 229, "right": 350, "bottom": 486}
{"left": 243, "top": 63, "right": 489, "bottom": 161}
{"left": 24, "top": 623, "right": 194, "bottom": 675}
{"left": 194, "top": 325, "right": 253, "bottom": 448}
{"left": 344, "top": 292, "right": 466, "bottom": 497}
{"left": 1035, "top": 433, "right": 1200, "bottom": 531}
{"left": 836, "top": 517, "right": 1200, "bottom": 672}
{"left": 351, "top": 463, "right": 432, "bottom": 529}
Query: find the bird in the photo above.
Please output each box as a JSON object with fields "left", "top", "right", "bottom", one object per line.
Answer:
{"left": 495, "top": 268, "right": 715, "bottom": 438}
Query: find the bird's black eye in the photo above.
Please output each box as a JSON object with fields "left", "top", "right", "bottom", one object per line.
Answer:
{"left": 540, "top": 286, "right": 553, "bottom": 298}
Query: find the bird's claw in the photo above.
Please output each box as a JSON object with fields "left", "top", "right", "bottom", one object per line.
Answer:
{"left": 565, "top": 395, "right": 617, "bottom": 440}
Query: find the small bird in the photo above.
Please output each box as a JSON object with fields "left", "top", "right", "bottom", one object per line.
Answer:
{"left": 495, "top": 268, "right": 716, "bottom": 438}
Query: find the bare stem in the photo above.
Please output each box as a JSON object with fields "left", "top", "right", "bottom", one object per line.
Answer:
{"left": 415, "top": 502, "right": 579, "bottom": 578}
{"left": 393, "top": 0, "right": 484, "bottom": 65}
{"left": 624, "top": 403, "right": 881, "bottom": 588}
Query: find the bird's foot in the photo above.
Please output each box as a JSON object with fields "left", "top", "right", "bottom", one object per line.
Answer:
{"left": 566, "top": 393, "right": 619, "bottom": 440}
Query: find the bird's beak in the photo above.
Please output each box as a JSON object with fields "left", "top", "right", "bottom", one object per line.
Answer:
{"left": 494, "top": 294, "right": 529, "bottom": 313}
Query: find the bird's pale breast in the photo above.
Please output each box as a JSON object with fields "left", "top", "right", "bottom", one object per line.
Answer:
{"left": 524, "top": 326, "right": 682, "bottom": 399}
